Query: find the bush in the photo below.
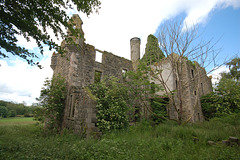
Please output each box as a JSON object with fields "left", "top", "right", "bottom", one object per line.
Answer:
{"left": 0, "top": 106, "right": 8, "bottom": 118}
{"left": 150, "top": 97, "right": 168, "bottom": 124}
{"left": 89, "top": 76, "right": 130, "bottom": 133}
{"left": 8, "top": 110, "right": 16, "bottom": 117}
{"left": 201, "top": 78, "right": 240, "bottom": 120}
{"left": 24, "top": 113, "right": 33, "bottom": 117}
{"left": 37, "top": 74, "right": 66, "bottom": 132}
{"left": 33, "top": 107, "right": 45, "bottom": 122}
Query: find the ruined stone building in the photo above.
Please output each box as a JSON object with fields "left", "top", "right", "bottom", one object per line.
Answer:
{"left": 50, "top": 14, "right": 212, "bottom": 136}
{"left": 150, "top": 53, "right": 212, "bottom": 122}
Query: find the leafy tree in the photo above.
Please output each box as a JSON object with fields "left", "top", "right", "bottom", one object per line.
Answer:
{"left": 125, "top": 61, "right": 163, "bottom": 120}
{"left": 221, "top": 57, "right": 240, "bottom": 80}
{"left": 0, "top": 106, "right": 8, "bottom": 118}
{"left": 37, "top": 74, "right": 66, "bottom": 132}
{"left": 8, "top": 110, "right": 16, "bottom": 117}
{"left": 141, "top": 34, "right": 165, "bottom": 65}
{"left": 201, "top": 78, "right": 240, "bottom": 119}
{"left": 201, "top": 57, "right": 240, "bottom": 120}
{"left": 216, "top": 78, "right": 240, "bottom": 112}
{"left": 150, "top": 97, "right": 168, "bottom": 124}
{"left": 0, "top": 0, "right": 101, "bottom": 65}
{"left": 89, "top": 76, "right": 130, "bottom": 133}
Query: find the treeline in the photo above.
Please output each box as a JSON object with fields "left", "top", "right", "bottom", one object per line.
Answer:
{"left": 0, "top": 100, "right": 40, "bottom": 118}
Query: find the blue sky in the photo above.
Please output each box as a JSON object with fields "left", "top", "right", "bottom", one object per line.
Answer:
{"left": 0, "top": 0, "right": 240, "bottom": 105}
{"left": 199, "top": 7, "right": 240, "bottom": 61}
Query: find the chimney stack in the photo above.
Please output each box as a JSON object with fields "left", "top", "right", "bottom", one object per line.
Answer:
{"left": 130, "top": 37, "right": 141, "bottom": 70}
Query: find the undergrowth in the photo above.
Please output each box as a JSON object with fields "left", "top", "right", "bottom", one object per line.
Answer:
{"left": 0, "top": 114, "right": 239, "bottom": 159}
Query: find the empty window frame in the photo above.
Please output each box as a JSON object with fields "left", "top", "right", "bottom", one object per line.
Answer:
{"left": 94, "top": 70, "right": 102, "bottom": 83}
{"left": 95, "top": 51, "right": 103, "bottom": 63}
{"left": 68, "top": 95, "right": 75, "bottom": 118}
{"left": 122, "top": 69, "right": 127, "bottom": 79}
{"left": 175, "top": 80, "right": 178, "bottom": 89}
{"left": 191, "top": 69, "right": 194, "bottom": 78}
{"left": 201, "top": 83, "right": 204, "bottom": 95}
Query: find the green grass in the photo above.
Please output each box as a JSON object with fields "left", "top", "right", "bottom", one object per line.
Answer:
{"left": 0, "top": 117, "right": 36, "bottom": 125}
{"left": 0, "top": 114, "right": 239, "bottom": 159}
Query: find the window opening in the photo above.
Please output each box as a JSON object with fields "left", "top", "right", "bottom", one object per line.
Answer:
{"left": 73, "top": 24, "right": 76, "bottom": 30}
{"left": 201, "top": 83, "right": 204, "bottom": 95}
{"left": 68, "top": 95, "right": 75, "bottom": 118}
{"left": 71, "top": 96, "right": 75, "bottom": 118}
{"left": 94, "top": 70, "right": 102, "bottom": 83}
{"left": 191, "top": 69, "right": 194, "bottom": 78}
{"left": 68, "top": 95, "right": 72, "bottom": 117}
{"left": 194, "top": 90, "right": 196, "bottom": 96}
{"left": 95, "top": 51, "right": 102, "bottom": 63}
{"left": 175, "top": 80, "right": 178, "bottom": 89}
{"left": 122, "top": 69, "right": 127, "bottom": 79}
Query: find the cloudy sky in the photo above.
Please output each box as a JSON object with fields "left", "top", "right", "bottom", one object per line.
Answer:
{"left": 0, "top": 0, "right": 240, "bottom": 105}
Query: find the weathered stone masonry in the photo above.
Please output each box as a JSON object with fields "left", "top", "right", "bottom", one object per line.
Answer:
{"left": 50, "top": 15, "right": 134, "bottom": 136}
{"left": 50, "top": 14, "right": 212, "bottom": 136}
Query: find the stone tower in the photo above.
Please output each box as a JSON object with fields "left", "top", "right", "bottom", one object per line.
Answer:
{"left": 130, "top": 37, "right": 141, "bottom": 71}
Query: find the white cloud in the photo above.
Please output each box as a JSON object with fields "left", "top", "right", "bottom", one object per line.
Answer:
{"left": 208, "top": 65, "right": 229, "bottom": 85}
{"left": 0, "top": 52, "right": 53, "bottom": 105}
{"left": 16, "top": 35, "right": 38, "bottom": 50}
{"left": 77, "top": 0, "right": 240, "bottom": 60}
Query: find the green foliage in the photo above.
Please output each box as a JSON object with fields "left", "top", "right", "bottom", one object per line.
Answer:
{"left": 216, "top": 78, "right": 240, "bottom": 111}
{"left": 0, "top": 106, "right": 8, "bottom": 118}
{"left": 0, "top": 100, "right": 36, "bottom": 116}
{"left": 141, "top": 34, "right": 165, "bottom": 65}
{"left": 201, "top": 93, "right": 219, "bottom": 119}
{"left": 222, "top": 57, "right": 240, "bottom": 80}
{"left": 23, "top": 113, "right": 33, "bottom": 117}
{"left": 125, "top": 62, "right": 162, "bottom": 120}
{"left": 0, "top": 0, "right": 101, "bottom": 65}
{"left": 201, "top": 78, "right": 240, "bottom": 119}
{"left": 94, "top": 70, "right": 102, "bottom": 83}
{"left": 89, "top": 76, "right": 130, "bottom": 133}
{"left": 0, "top": 114, "right": 239, "bottom": 159}
{"left": 183, "top": 56, "right": 196, "bottom": 67}
{"left": 150, "top": 97, "right": 168, "bottom": 124}
{"left": 202, "top": 57, "right": 240, "bottom": 120}
{"left": 8, "top": 110, "right": 16, "bottom": 117}
{"left": 33, "top": 107, "right": 45, "bottom": 123}
{"left": 37, "top": 74, "right": 66, "bottom": 132}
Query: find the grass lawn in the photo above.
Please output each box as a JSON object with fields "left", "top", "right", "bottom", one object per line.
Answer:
{"left": 0, "top": 114, "right": 239, "bottom": 159}
{"left": 0, "top": 117, "right": 36, "bottom": 125}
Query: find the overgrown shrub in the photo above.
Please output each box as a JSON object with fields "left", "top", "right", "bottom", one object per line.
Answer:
{"left": 201, "top": 78, "right": 240, "bottom": 120}
{"left": 33, "top": 107, "right": 45, "bottom": 122}
{"left": 37, "top": 74, "right": 66, "bottom": 132}
{"left": 24, "top": 113, "right": 33, "bottom": 117}
{"left": 8, "top": 110, "right": 16, "bottom": 117}
{"left": 89, "top": 76, "right": 130, "bottom": 133}
{"left": 0, "top": 106, "right": 8, "bottom": 118}
{"left": 150, "top": 97, "right": 168, "bottom": 124}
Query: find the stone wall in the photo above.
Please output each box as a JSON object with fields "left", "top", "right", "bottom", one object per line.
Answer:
{"left": 52, "top": 38, "right": 133, "bottom": 136}
{"left": 150, "top": 55, "right": 212, "bottom": 122}
{"left": 50, "top": 14, "right": 213, "bottom": 136}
